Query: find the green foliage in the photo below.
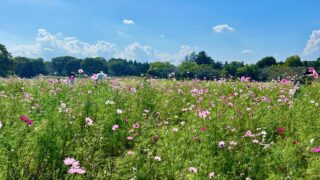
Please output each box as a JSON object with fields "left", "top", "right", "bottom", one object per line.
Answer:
{"left": 82, "top": 57, "right": 108, "bottom": 75}
{"left": 13, "top": 57, "right": 48, "bottom": 77}
{"left": 0, "top": 78, "right": 320, "bottom": 179}
{"left": 284, "top": 55, "right": 303, "bottom": 67}
{"left": 256, "top": 56, "right": 277, "bottom": 68}
{"left": 0, "top": 43, "right": 13, "bottom": 77}
{"left": 147, "top": 62, "right": 175, "bottom": 78}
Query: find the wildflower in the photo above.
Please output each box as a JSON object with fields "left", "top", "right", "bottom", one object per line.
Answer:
{"left": 0, "top": 121, "right": 2, "bottom": 129}
{"left": 154, "top": 156, "right": 161, "bottom": 161}
{"left": 244, "top": 130, "right": 253, "bottom": 137}
{"left": 19, "top": 115, "right": 33, "bottom": 126}
{"left": 189, "top": 167, "right": 198, "bottom": 173}
{"left": 277, "top": 127, "right": 285, "bottom": 136}
{"left": 310, "top": 138, "right": 315, "bottom": 144}
{"left": 133, "top": 123, "right": 140, "bottom": 129}
{"left": 180, "top": 121, "right": 186, "bottom": 126}
{"left": 117, "top": 109, "right": 123, "bottom": 114}
{"left": 218, "top": 141, "right": 225, "bottom": 148}
{"left": 198, "top": 110, "right": 210, "bottom": 119}
{"left": 311, "top": 147, "right": 320, "bottom": 153}
{"left": 252, "top": 139, "right": 259, "bottom": 144}
{"left": 85, "top": 117, "right": 93, "bottom": 126}
{"left": 127, "top": 136, "right": 133, "bottom": 140}
{"left": 230, "top": 141, "right": 238, "bottom": 146}
{"left": 105, "top": 100, "right": 115, "bottom": 105}
{"left": 68, "top": 167, "right": 86, "bottom": 174}
{"left": 112, "top": 124, "right": 119, "bottom": 131}
{"left": 127, "top": 150, "right": 135, "bottom": 155}
{"left": 173, "top": 128, "right": 179, "bottom": 132}
{"left": 208, "top": 172, "right": 215, "bottom": 179}
{"left": 78, "top": 69, "right": 84, "bottom": 74}
{"left": 261, "top": 96, "right": 268, "bottom": 102}
{"left": 310, "top": 100, "right": 315, "bottom": 104}
{"left": 64, "top": 157, "right": 77, "bottom": 166}
{"left": 61, "top": 103, "right": 66, "bottom": 109}
{"left": 49, "top": 79, "right": 55, "bottom": 85}
{"left": 200, "top": 127, "right": 207, "bottom": 131}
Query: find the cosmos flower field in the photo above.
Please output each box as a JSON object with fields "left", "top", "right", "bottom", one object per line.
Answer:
{"left": 0, "top": 77, "right": 320, "bottom": 179}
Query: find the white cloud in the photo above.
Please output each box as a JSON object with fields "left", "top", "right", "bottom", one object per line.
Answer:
{"left": 9, "top": 28, "right": 192, "bottom": 64}
{"left": 212, "top": 24, "right": 234, "bottom": 33}
{"left": 303, "top": 29, "right": 320, "bottom": 55}
{"left": 241, "top": 49, "right": 254, "bottom": 54}
{"left": 11, "top": 28, "right": 118, "bottom": 59}
{"left": 123, "top": 19, "right": 135, "bottom": 25}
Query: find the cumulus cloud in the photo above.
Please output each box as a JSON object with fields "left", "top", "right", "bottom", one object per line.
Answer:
{"left": 212, "top": 24, "right": 234, "bottom": 33}
{"left": 9, "top": 28, "right": 192, "bottom": 64}
{"left": 11, "top": 28, "right": 118, "bottom": 59}
{"left": 241, "top": 49, "right": 254, "bottom": 54}
{"left": 303, "top": 29, "right": 320, "bottom": 55}
{"left": 123, "top": 19, "right": 135, "bottom": 25}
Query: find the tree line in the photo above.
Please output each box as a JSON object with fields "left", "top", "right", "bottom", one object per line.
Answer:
{"left": 1, "top": 43, "right": 320, "bottom": 81}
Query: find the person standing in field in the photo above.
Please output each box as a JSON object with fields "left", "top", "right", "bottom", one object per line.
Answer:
{"left": 68, "top": 73, "right": 76, "bottom": 86}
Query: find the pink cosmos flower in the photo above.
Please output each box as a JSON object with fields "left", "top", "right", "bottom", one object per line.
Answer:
{"left": 78, "top": 69, "right": 84, "bottom": 74}
{"left": 198, "top": 110, "right": 210, "bottom": 119}
{"left": 85, "top": 117, "right": 93, "bottom": 126}
{"left": 112, "top": 125, "right": 119, "bottom": 131}
{"left": 244, "top": 130, "right": 253, "bottom": 137}
{"left": 189, "top": 167, "right": 198, "bottom": 173}
{"left": 133, "top": 123, "right": 140, "bottom": 129}
{"left": 311, "top": 147, "right": 320, "bottom": 153}
{"left": 64, "top": 157, "right": 77, "bottom": 166}
{"left": 252, "top": 139, "right": 259, "bottom": 144}
{"left": 208, "top": 172, "right": 215, "bottom": 179}
{"left": 127, "top": 136, "right": 133, "bottom": 140}
{"left": 261, "top": 96, "right": 268, "bottom": 102}
{"left": 49, "top": 79, "right": 55, "bottom": 85}
{"left": 68, "top": 167, "right": 86, "bottom": 174}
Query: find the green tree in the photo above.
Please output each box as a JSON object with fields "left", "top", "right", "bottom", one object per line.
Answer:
{"left": 195, "top": 51, "right": 213, "bottom": 65}
{"left": 107, "top": 58, "right": 128, "bottom": 76}
{"left": 0, "top": 44, "right": 13, "bottom": 76}
{"left": 256, "top": 56, "right": 277, "bottom": 68}
{"left": 236, "top": 64, "right": 260, "bottom": 80}
{"left": 13, "top": 57, "right": 47, "bottom": 78}
{"left": 178, "top": 61, "right": 198, "bottom": 78}
{"left": 195, "top": 64, "right": 219, "bottom": 80}
{"left": 222, "top": 61, "right": 244, "bottom": 77}
{"left": 82, "top": 57, "right": 108, "bottom": 75}
{"left": 147, "top": 62, "right": 175, "bottom": 78}
{"left": 284, "top": 55, "right": 303, "bottom": 67}
{"left": 52, "top": 56, "right": 78, "bottom": 75}
{"left": 65, "top": 59, "right": 82, "bottom": 74}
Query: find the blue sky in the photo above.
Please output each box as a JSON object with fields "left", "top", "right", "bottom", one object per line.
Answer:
{"left": 1, "top": 0, "right": 320, "bottom": 64}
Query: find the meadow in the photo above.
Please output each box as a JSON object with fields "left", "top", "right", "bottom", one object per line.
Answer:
{"left": 0, "top": 77, "right": 319, "bottom": 179}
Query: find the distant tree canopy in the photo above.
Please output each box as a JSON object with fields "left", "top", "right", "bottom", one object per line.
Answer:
{"left": 256, "top": 56, "right": 277, "bottom": 68}
{"left": 0, "top": 44, "right": 13, "bottom": 77}
{"left": 147, "top": 62, "right": 175, "bottom": 78}
{"left": 284, "top": 55, "right": 303, "bottom": 67}
{"left": 13, "top": 57, "right": 48, "bottom": 78}
{"left": 0, "top": 43, "right": 319, "bottom": 81}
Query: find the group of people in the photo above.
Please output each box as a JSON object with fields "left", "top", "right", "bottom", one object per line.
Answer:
{"left": 63, "top": 71, "right": 108, "bottom": 86}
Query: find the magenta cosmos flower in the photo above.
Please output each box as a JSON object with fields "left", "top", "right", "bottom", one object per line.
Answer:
{"left": 19, "top": 115, "right": 33, "bottom": 126}
{"left": 311, "top": 147, "right": 320, "bottom": 153}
